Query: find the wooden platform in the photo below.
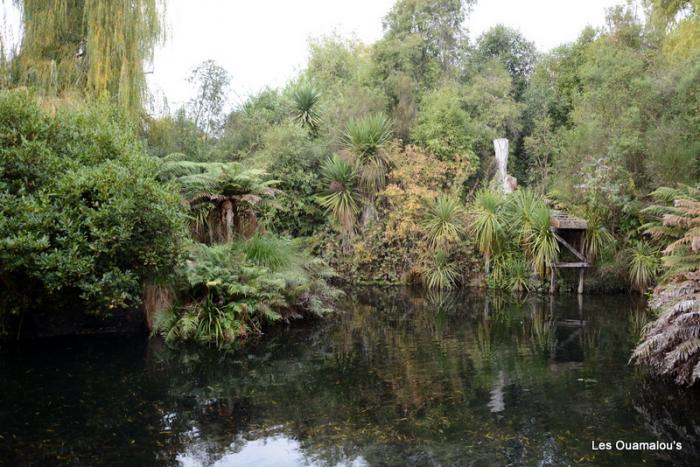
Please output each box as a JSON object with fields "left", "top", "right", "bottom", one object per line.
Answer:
{"left": 549, "top": 211, "right": 589, "bottom": 294}
{"left": 550, "top": 210, "right": 588, "bottom": 230}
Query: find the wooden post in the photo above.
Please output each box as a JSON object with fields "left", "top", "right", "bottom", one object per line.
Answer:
{"left": 549, "top": 265, "right": 556, "bottom": 294}
{"left": 577, "top": 267, "right": 585, "bottom": 295}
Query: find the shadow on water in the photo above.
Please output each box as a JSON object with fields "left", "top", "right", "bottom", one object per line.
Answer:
{"left": 1, "top": 287, "right": 700, "bottom": 466}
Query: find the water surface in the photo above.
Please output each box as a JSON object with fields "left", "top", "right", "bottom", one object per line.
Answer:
{"left": 2, "top": 288, "right": 700, "bottom": 466}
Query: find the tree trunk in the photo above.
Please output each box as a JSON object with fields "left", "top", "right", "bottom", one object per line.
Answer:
{"left": 221, "top": 199, "right": 234, "bottom": 243}
{"left": 360, "top": 201, "right": 377, "bottom": 228}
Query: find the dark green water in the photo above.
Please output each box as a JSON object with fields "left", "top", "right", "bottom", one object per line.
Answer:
{"left": 2, "top": 288, "right": 700, "bottom": 466}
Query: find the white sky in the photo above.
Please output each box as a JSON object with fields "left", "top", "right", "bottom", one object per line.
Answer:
{"left": 149, "top": 0, "right": 622, "bottom": 112}
{"left": 2, "top": 0, "right": 624, "bottom": 112}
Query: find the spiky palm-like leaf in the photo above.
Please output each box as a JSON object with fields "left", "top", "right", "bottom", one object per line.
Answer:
{"left": 469, "top": 189, "right": 505, "bottom": 268}
{"left": 422, "top": 196, "right": 467, "bottom": 249}
{"left": 425, "top": 250, "right": 460, "bottom": 289}
{"left": 343, "top": 114, "right": 392, "bottom": 195}
{"left": 291, "top": 81, "right": 321, "bottom": 134}
{"left": 627, "top": 241, "right": 660, "bottom": 292}
{"left": 470, "top": 189, "right": 504, "bottom": 256}
{"left": 583, "top": 212, "right": 615, "bottom": 262}
{"left": 527, "top": 206, "right": 559, "bottom": 277}
{"left": 508, "top": 256, "right": 531, "bottom": 293}
{"left": 344, "top": 113, "right": 392, "bottom": 158}
{"left": 318, "top": 155, "right": 360, "bottom": 235}
{"left": 504, "top": 188, "right": 541, "bottom": 251}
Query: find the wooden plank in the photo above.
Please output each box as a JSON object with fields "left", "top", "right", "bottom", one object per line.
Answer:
{"left": 551, "top": 262, "right": 589, "bottom": 268}
{"left": 552, "top": 230, "right": 588, "bottom": 262}
{"left": 550, "top": 210, "right": 588, "bottom": 230}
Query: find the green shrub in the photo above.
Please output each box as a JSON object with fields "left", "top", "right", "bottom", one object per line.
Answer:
{"left": 0, "top": 90, "right": 187, "bottom": 323}
{"left": 241, "top": 234, "right": 295, "bottom": 271}
{"left": 155, "top": 238, "right": 342, "bottom": 348}
{"left": 254, "top": 123, "right": 328, "bottom": 237}
{"left": 411, "top": 83, "right": 475, "bottom": 161}
{"left": 216, "top": 88, "right": 290, "bottom": 159}
{"left": 424, "top": 250, "right": 460, "bottom": 290}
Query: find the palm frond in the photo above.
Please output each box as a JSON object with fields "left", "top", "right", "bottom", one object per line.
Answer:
{"left": 422, "top": 196, "right": 467, "bottom": 250}
{"left": 526, "top": 206, "right": 559, "bottom": 277}
{"left": 424, "top": 250, "right": 460, "bottom": 289}
{"left": 627, "top": 241, "right": 660, "bottom": 292}
{"left": 469, "top": 189, "right": 505, "bottom": 258}
{"left": 291, "top": 81, "right": 321, "bottom": 134}
{"left": 318, "top": 155, "right": 360, "bottom": 235}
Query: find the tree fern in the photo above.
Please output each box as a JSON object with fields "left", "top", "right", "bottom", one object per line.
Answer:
{"left": 633, "top": 184, "right": 700, "bottom": 385}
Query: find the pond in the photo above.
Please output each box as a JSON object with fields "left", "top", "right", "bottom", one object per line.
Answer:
{"left": 1, "top": 287, "right": 700, "bottom": 466}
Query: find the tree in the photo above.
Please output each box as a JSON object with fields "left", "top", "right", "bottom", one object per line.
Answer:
{"left": 547, "top": 7, "right": 651, "bottom": 221}
{"left": 411, "top": 83, "right": 474, "bottom": 161}
{"left": 632, "top": 184, "right": 700, "bottom": 385}
{"left": 11, "top": 0, "right": 164, "bottom": 117}
{"left": 471, "top": 25, "right": 537, "bottom": 98}
{"left": 0, "top": 90, "right": 186, "bottom": 325}
{"left": 461, "top": 61, "right": 523, "bottom": 173}
{"left": 319, "top": 155, "right": 360, "bottom": 239}
{"left": 158, "top": 160, "right": 279, "bottom": 243}
{"left": 187, "top": 60, "right": 231, "bottom": 135}
{"left": 343, "top": 113, "right": 393, "bottom": 201}
{"left": 217, "top": 88, "right": 290, "bottom": 159}
{"left": 144, "top": 108, "right": 208, "bottom": 159}
{"left": 290, "top": 81, "right": 321, "bottom": 135}
{"left": 382, "top": 0, "right": 475, "bottom": 72}
{"left": 371, "top": 0, "right": 475, "bottom": 139}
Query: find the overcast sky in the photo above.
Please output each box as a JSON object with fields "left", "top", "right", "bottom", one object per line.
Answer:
{"left": 2, "top": 0, "right": 624, "bottom": 112}
{"left": 149, "top": 0, "right": 622, "bottom": 112}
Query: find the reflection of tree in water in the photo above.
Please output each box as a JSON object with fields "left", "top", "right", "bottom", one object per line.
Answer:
{"left": 0, "top": 338, "right": 188, "bottom": 466}
{"left": 5, "top": 291, "right": 690, "bottom": 466}
{"left": 138, "top": 289, "right": 662, "bottom": 465}
{"left": 633, "top": 378, "right": 700, "bottom": 466}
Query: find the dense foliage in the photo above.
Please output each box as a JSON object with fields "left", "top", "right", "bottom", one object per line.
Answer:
{"left": 151, "top": 156, "right": 342, "bottom": 347}
{"left": 8, "top": 0, "right": 164, "bottom": 117}
{"left": 154, "top": 237, "right": 341, "bottom": 348}
{"left": 632, "top": 185, "right": 700, "bottom": 385}
{"left": 1, "top": 0, "right": 699, "bottom": 379}
{"left": 0, "top": 90, "right": 186, "bottom": 331}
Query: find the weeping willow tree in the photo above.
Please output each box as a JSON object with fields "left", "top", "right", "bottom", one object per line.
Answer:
{"left": 11, "top": 0, "right": 164, "bottom": 116}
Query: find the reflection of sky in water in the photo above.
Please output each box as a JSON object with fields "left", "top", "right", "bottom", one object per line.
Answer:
{"left": 2, "top": 289, "right": 700, "bottom": 466}
{"left": 178, "top": 435, "right": 367, "bottom": 467}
